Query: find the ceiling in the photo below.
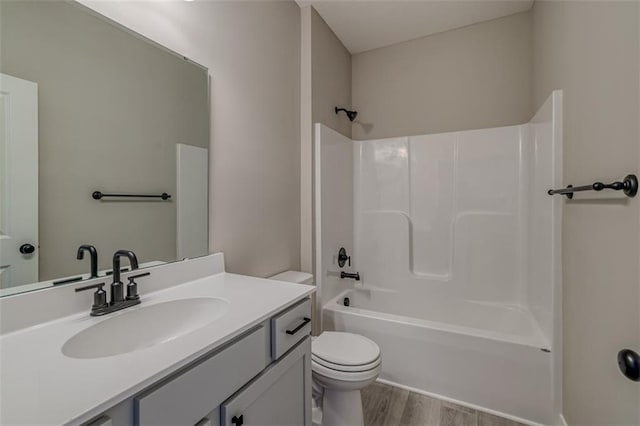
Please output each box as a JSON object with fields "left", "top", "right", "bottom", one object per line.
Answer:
{"left": 296, "top": 0, "right": 534, "bottom": 54}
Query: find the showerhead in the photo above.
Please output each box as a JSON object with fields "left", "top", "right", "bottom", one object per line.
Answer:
{"left": 335, "top": 107, "right": 358, "bottom": 122}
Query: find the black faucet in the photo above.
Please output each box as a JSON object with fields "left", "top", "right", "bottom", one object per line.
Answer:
{"left": 111, "top": 250, "right": 139, "bottom": 304}
{"left": 76, "top": 244, "right": 98, "bottom": 278}
{"left": 341, "top": 271, "right": 360, "bottom": 281}
{"left": 76, "top": 269, "right": 150, "bottom": 316}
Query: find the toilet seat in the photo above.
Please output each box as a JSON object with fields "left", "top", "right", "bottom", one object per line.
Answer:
{"left": 311, "top": 331, "right": 381, "bottom": 378}
{"left": 312, "top": 354, "right": 381, "bottom": 373}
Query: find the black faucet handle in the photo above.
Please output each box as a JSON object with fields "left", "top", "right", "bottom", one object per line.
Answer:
{"left": 75, "top": 282, "right": 106, "bottom": 292}
{"left": 338, "top": 247, "right": 351, "bottom": 268}
{"left": 127, "top": 272, "right": 150, "bottom": 282}
{"left": 75, "top": 282, "right": 109, "bottom": 311}
{"left": 126, "top": 272, "right": 150, "bottom": 301}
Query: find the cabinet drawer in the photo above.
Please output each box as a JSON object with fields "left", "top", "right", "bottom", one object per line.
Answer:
{"left": 135, "top": 326, "right": 268, "bottom": 426}
{"left": 271, "top": 298, "right": 311, "bottom": 360}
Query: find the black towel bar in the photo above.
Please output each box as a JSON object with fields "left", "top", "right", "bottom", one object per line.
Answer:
{"left": 92, "top": 191, "right": 171, "bottom": 200}
{"left": 547, "top": 174, "right": 638, "bottom": 199}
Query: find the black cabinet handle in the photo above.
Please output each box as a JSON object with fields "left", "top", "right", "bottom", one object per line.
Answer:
{"left": 286, "top": 317, "right": 311, "bottom": 335}
{"left": 231, "top": 414, "right": 244, "bottom": 426}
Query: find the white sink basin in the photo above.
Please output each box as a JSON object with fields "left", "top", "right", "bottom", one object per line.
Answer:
{"left": 62, "top": 298, "right": 230, "bottom": 359}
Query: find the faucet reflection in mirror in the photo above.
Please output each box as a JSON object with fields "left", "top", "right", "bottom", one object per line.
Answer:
{"left": 76, "top": 245, "right": 98, "bottom": 278}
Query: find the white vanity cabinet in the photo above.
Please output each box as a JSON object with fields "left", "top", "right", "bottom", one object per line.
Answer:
{"left": 83, "top": 297, "right": 312, "bottom": 426}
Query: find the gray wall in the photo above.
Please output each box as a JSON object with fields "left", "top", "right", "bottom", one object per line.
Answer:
{"left": 1, "top": 1, "right": 209, "bottom": 280}
{"left": 300, "top": 6, "right": 352, "bottom": 276}
{"left": 351, "top": 11, "right": 533, "bottom": 140}
{"left": 78, "top": 0, "right": 302, "bottom": 278}
{"left": 532, "top": 1, "right": 639, "bottom": 424}
{"left": 311, "top": 7, "right": 353, "bottom": 139}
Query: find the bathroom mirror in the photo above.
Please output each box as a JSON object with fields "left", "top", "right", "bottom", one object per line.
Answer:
{"left": 0, "top": 1, "right": 210, "bottom": 296}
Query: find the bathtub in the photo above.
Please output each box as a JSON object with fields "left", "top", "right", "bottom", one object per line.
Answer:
{"left": 322, "top": 289, "right": 554, "bottom": 425}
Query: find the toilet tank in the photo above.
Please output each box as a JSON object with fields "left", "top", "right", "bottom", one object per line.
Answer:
{"left": 268, "top": 270, "right": 314, "bottom": 285}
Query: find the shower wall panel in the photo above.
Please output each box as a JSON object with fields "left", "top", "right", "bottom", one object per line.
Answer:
{"left": 316, "top": 91, "right": 561, "bottom": 349}
{"left": 314, "top": 124, "right": 355, "bottom": 317}
{"left": 354, "top": 125, "right": 526, "bottom": 305}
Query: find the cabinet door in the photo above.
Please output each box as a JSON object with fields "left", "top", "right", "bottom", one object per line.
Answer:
{"left": 221, "top": 337, "right": 311, "bottom": 426}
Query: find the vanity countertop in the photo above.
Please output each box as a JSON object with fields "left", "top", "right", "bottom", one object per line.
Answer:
{"left": 0, "top": 272, "right": 314, "bottom": 425}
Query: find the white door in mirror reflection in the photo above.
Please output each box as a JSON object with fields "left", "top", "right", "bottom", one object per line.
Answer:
{"left": 0, "top": 73, "right": 38, "bottom": 289}
{"left": 176, "top": 144, "right": 208, "bottom": 260}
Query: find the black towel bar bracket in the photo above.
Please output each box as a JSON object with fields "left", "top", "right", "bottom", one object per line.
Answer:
{"left": 547, "top": 174, "right": 638, "bottom": 199}
{"left": 92, "top": 191, "right": 171, "bottom": 201}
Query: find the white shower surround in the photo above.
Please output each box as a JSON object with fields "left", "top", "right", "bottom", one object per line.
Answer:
{"left": 315, "top": 91, "right": 562, "bottom": 425}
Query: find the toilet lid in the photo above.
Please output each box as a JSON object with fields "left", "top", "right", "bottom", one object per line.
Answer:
{"left": 312, "top": 332, "right": 380, "bottom": 367}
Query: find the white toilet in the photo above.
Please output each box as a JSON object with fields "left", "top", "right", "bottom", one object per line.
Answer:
{"left": 311, "top": 331, "right": 381, "bottom": 426}
{"left": 268, "top": 271, "right": 382, "bottom": 426}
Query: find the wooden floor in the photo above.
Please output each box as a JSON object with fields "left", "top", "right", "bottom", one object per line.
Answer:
{"left": 362, "top": 382, "right": 528, "bottom": 426}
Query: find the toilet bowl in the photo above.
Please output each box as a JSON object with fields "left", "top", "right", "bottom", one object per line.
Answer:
{"left": 311, "top": 331, "right": 381, "bottom": 426}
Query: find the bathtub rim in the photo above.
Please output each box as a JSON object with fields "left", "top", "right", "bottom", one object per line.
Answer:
{"left": 324, "top": 289, "right": 550, "bottom": 350}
